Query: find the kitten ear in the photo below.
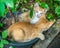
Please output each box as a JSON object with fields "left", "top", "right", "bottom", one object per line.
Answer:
{"left": 34, "top": 3, "right": 39, "bottom": 10}
{"left": 44, "top": 9, "right": 48, "bottom": 13}
{"left": 34, "top": 3, "right": 39, "bottom": 7}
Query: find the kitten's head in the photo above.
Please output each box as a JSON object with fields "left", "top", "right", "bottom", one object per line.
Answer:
{"left": 30, "top": 3, "right": 48, "bottom": 24}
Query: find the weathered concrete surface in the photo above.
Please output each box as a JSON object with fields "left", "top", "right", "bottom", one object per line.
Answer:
{"left": 33, "top": 19, "right": 60, "bottom": 48}
{"left": 48, "top": 33, "right": 60, "bottom": 48}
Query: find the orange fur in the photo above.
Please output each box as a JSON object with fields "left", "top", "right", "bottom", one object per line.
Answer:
{"left": 8, "top": 3, "right": 55, "bottom": 42}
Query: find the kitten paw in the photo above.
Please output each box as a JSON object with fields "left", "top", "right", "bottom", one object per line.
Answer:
{"left": 38, "top": 33, "right": 45, "bottom": 40}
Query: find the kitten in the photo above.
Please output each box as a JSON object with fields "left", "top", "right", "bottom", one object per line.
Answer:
{"left": 8, "top": 3, "right": 55, "bottom": 42}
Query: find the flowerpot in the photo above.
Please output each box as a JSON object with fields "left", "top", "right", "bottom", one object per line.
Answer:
{"left": 4, "top": 38, "right": 39, "bottom": 48}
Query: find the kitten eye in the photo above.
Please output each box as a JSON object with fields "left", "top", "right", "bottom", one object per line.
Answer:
{"left": 40, "top": 12, "right": 43, "bottom": 14}
{"left": 37, "top": 13, "right": 43, "bottom": 18}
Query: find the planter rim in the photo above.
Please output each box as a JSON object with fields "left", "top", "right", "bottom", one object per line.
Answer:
{"left": 6, "top": 38, "right": 39, "bottom": 46}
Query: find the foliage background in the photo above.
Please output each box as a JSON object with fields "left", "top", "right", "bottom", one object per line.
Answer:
{"left": 0, "top": 0, "right": 60, "bottom": 48}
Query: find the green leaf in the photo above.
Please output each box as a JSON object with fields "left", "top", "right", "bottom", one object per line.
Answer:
{"left": 0, "top": 39, "right": 9, "bottom": 48}
{"left": 13, "top": 0, "right": 18, "bottom": 3}
{"left": 30, "top": 5, "right": 33, "bottom": 18}
{"left": 11, "top": 5, "right": 17, "bottom": 12}
{"left": 9, "top": 46, "right": 14, "bottom": 48}
{"left": 0, "top": 23, "right": 3, "bottom": 28}
{"left": 38, "top": 2, "right": 49, "bottom": 9}
{"left": 0, "top": 1, "right": 5, "bottom": 17}
{"left": 12, "top": 0, "right": 19, "bottom": 11}
{"left": 49, "top": 0, "right": 53, "bottom": 9}
{"left": 1, "top": 39, "right": 9, "bottom": 44}
{"left": 35, "top": 0, "right": 41, "bottom": 2}
{"left": 0, "top": 42, "right": 4, "bottom": 48}
{"left": 2, "top": 29, "right": 8, "bottom": 39}
{"left": 5, "top": 9, "right": 8, "bottom": 14}
{"left": 46, "top": 13, "right": 54, "bottom": 21}
{"left": 54, "top": 0, "right": 60, "bottom": 1}
{"left": 55, "top": 6, "right": 60, "bottom": 15}
{"left": 24, "top": 0, "right": 28, "bottom": 4}
{"left": 57, "top": 15, "right": 60, "bottom": 19}
{"left": 10, "top": 0, "right": 18, "bottom": 12}
{"left": 4, "top": 0, "right": 14, "bottom": 8}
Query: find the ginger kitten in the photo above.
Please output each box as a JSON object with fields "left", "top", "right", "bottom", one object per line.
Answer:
{"left": 8, "top": 3, "right": 55, "bottom": 42}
